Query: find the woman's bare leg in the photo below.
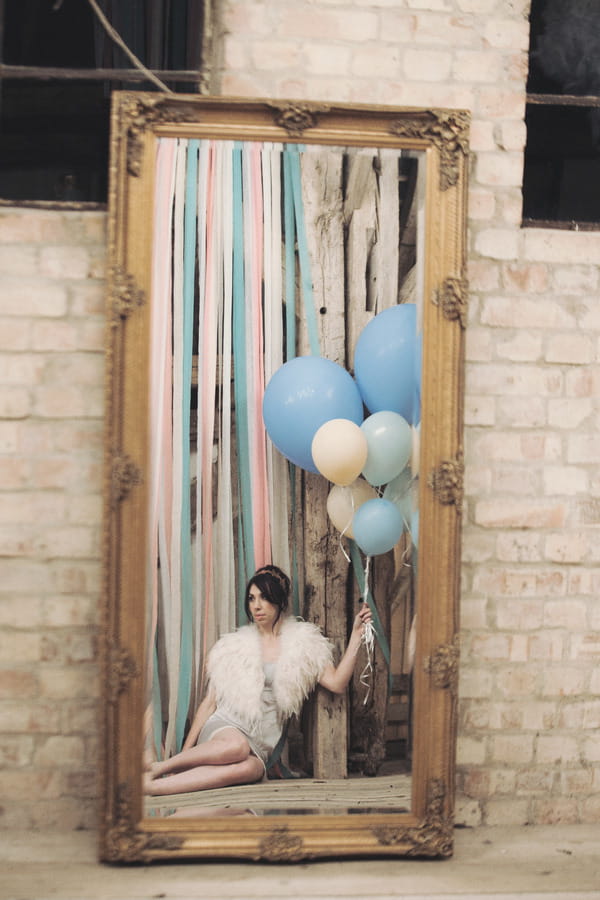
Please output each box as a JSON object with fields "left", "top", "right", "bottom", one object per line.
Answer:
{"left": 149, "top": 728, "right": 250, "bottom": 778}
{"left": 145, "top": 755, "right": 264, "bottom": 796}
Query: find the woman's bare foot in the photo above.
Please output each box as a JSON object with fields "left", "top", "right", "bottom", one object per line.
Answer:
{"left": 143, "top": 771, "right": 158, "bottom": 795}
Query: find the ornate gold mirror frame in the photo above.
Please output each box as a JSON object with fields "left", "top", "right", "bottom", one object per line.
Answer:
{"left": 101, "top": 94, "right": 469, "bottom": 862}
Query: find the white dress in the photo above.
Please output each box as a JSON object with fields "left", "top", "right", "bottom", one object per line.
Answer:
{"left": 196, "top": 662, "right": 282, "bottom": 768}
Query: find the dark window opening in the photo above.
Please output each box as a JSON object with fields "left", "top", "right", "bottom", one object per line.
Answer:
{"left": 523, "top": 0, "right": 600, "bottom": 229}
{"left": 0, "top": 0, "right": 207, "bottom": 205}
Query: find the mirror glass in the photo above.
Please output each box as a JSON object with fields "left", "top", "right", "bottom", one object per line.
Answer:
{"left": 102, "top": 95, "right": 468, "bottom": 862}
{"left": 143, "top": 138, "right": 422, "bottom": 820}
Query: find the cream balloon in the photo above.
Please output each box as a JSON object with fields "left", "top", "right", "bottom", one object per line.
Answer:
{"left": 326, "top": 478, "right": 377, "bottom": 538}
{"left": 311, "top": 418, "right": 368, "bottom": 486}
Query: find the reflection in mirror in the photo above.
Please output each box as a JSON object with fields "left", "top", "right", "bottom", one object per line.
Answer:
{"left": 142, "top": 139, "right": 424, "bottom": 819}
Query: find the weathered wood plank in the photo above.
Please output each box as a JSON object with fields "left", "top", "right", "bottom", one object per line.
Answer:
{"left": 298, "top": 150, "right": 349, "bottom": 780}
{"left": 345, "top": 152, "right": 378, "bottom": 364}
{"left": 298, "top": 149, "right": 345, "bottom": 357}
{"left": 373, "top": 150, "right": 401, "bottom": 312}
{"left": 145, "top": 773, "right": 412, "bottom": 813}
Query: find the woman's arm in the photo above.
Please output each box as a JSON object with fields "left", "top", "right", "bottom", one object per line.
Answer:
{"left": 181, "top": 688, "right": 217, "bottom": 750}
{"left": 317, "top": 604, "right": 373, "bottom": 695}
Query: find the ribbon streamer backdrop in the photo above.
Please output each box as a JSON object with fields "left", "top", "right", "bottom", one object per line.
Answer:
{"left": 146, "top": 139, "right": 323, "bottom": 758}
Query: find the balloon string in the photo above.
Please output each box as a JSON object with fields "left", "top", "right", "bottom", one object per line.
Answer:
{"left": 359, "top": 555, "right": 375, "bottom": 704}
{"left": 337, "top": 484, "right": 353, "bottom": 564}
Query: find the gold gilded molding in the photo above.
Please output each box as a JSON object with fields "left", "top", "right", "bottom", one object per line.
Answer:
{"left": 372, "top": 778, "right": 453, "bottom": 857}
{"left": 121, "top": 96, "right": 332, "bottom": 173}
{"left": 109, "top": 266, "right": 145, "bottom": 325}
{"left": 120, "top": 95, "right": 202, "bottom": 176}
{"left": 107, "top": 644, "right": 140, "bottom": 704}
{"left": 424, "top": 635, "right": 460, "bottom": 696}
{"left": 390, "top": 109, "right": 470, "bottom": 190}
{"left": 428, "top": 450, "right": 464, "bottom": 510}
{"left": 266, "top": 101, "right": 331, "bottom": 137}
{"left": 437, "top": 276, "right": 468, "bottom": 328}
{"left": 103, "top": 92, "right": 468, "bottom": 862}
{"left": 111, "top": 454, "right": 142, "bottom": 507}
{"left": 104, "top": 783, "right": 146, "bottom": 862}
{"left": 103, "top": 783, "right": 184, "bottom": 862}
{"left": 258, "top": 825, "right": 305, "bottom": 862}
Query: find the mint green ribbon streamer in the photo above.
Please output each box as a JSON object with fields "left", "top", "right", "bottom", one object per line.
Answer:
{"left": 348, "top": 539, "right": 392, "bottom": 691}
{"left": 232, "top": 143, "right": 255, "bottom": 623}
{"left": 282, "top": 148, "right": 301, "bottom": 616}
{"left": 175, "top": 139, "right": 198, "bottom": 749}
{"left": 282, "top": 150, "right": 297, "bottom": 363}
{"left": 152, "top": 643, "right": 163, "bottom": 759}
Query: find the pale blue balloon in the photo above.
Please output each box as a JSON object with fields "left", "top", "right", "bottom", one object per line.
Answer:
{"left": 410, "top": 508, "right": 419, "bottom": 549}
{"left": 354, "top": 304, "right": 420, "bottom": 424}
{"left": 360, "top": 410, "right": 412, "bottom": 486}
{"left": 352, "top": 498, "right": 404, "bottom": 556}
{"left": 383, "top": 467, "right": 413, "bottom": 528}
{"left": 263, "top": 356, "right": 364, "bottom": 472}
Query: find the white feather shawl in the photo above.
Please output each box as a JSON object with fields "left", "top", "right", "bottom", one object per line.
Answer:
{"left": 206, "top": 617, "right": 334, "bottom": 729}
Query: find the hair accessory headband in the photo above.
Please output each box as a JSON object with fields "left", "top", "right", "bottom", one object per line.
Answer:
{"left": 254, "top": 565, "right": 290, "bottom": 593}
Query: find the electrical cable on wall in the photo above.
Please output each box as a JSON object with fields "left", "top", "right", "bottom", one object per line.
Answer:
{"left": 85, "top": 0, "right": 174, "bottom": 94}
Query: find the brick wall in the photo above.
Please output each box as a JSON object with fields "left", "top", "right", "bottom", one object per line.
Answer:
{"left": 216, "top": 0, "right": 600, "bottom": 828}
{"left": 0, "top": 0, "right": 598, "bottom": 829}
{"left": 0, "top": 209, "right": 106, "bottom": 828}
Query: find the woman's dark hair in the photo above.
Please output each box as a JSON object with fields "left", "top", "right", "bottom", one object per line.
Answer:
{"left": 244, "top": 565, "right": 291, "bottom": 627}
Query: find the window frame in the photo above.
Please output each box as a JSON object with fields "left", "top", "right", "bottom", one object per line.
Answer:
{"left": 0, "top": 0, "right": 213, "bottom": 209}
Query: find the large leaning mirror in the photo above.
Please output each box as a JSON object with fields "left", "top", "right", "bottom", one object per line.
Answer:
{"left": 101, "top": 94, "right": 469, "bottom": 862}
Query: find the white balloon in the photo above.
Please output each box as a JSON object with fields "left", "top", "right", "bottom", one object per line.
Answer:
{"left": 326, "top": 478, "right": 377, "bottom": 538}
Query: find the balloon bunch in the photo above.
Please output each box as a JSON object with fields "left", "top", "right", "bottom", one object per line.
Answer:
{"left": 263, "top": 304, "right": 420, "bottom": 558}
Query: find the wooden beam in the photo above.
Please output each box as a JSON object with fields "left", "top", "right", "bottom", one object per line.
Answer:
{"left": 0, "top": 63, "right": 203, "bottom": 83}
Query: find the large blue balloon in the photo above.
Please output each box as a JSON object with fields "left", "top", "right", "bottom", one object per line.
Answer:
{"left": 354, "top": 304, "right": 420, "bottom": 424}
{"left": 352, "top": 497, "right": 404, "bottom": 556}
{"left": 263, "top": 356, "right": 364, "bottom": 472}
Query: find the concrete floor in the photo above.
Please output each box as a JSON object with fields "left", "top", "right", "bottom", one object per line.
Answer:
{"left": 2, "top": 825, "right": 599, "bottom": 900}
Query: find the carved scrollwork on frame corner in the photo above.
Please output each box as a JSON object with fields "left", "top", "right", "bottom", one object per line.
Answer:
{"left": 107, "top": 643, "right": 140, "bottom": 705}
{"left": 109, "top": 266, "right": 145, "bottom": 326}
{"left": 103, "top": 782, "right": 185, "bottom": 862}
{"left": 111, "top": 453, "right": 143, "bottom": 507}
{"left": 389, "top": 109, "right": 470, "bottom": 191}
{"left": 428, "top": 450, "right": 464, "bottom": 512}
{"left": 436, "top": 276, "right": 468, "bottom": 328}
{"left": 372, "top": 778, "right": 453, "bottom": 858}
{"left": 424, "top": 634, "right": 460, "bottom": 697}
{"left": 258, "top": 825, "right": 306, "bottom": 862}
{"left": 119, "top": 94, "right": 201, "bottom": 177}
{"left": 103, "top": 782, "right": 145, "bottom": 862}
{"left": 266, "top": 101, "right": 331, "bottom": 137}
{"left": 119, "top": 94, "right": 158, "bottom": 177}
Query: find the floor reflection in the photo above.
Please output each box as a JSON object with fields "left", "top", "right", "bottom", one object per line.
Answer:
{"left": 145, "top": 772, "right": 411, "bottom": 818}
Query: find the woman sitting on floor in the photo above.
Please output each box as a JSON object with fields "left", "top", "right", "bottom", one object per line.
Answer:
{"left": 144, "top": 564, "right": 372, "bottom": 796}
